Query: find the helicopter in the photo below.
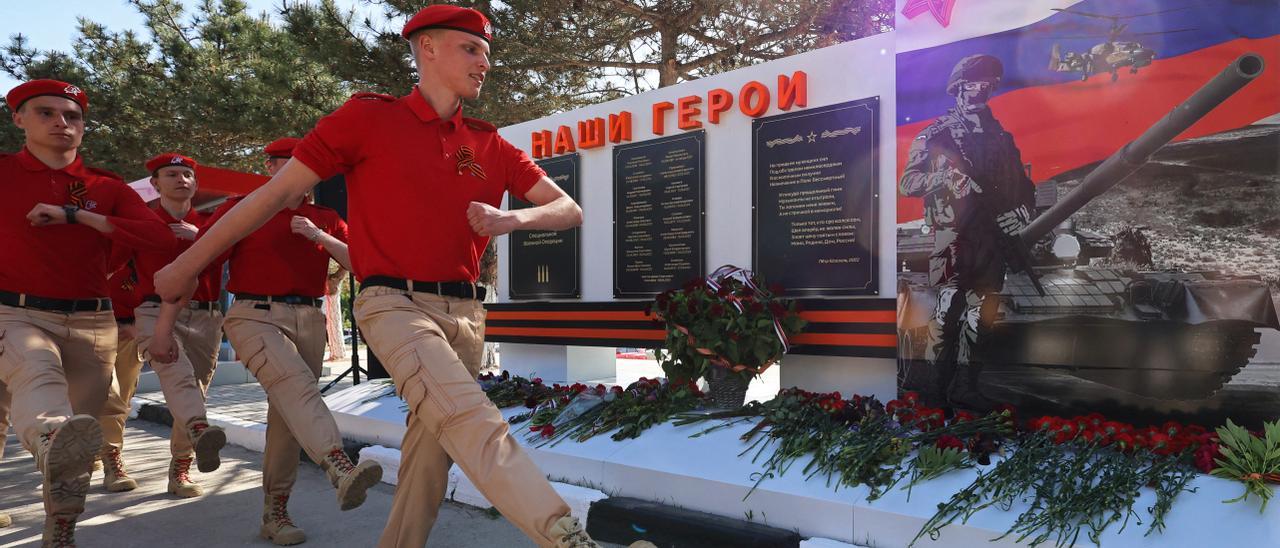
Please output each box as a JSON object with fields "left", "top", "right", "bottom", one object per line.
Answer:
{"left": 1047, "top": 7, "right": 1194, "bottom": 82}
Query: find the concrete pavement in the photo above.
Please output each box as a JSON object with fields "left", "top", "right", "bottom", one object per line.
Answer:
{"left": 0, "top": 420, "right": 548, "bottom": 548}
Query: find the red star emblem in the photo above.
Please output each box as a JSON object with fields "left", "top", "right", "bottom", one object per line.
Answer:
{"left": 902, "top": 0, "right": 957, "bottom": 27}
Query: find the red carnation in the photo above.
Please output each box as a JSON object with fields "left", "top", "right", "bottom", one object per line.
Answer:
{"left": 1194, "top": 442, "right": 1222, "bottom": 474}
{"left": 936, "top": 435, "right": 965, "bottom": 451}
{"left": 1113, "top": 432, "right": 1137, "bottom": 453}
{"left": 1148, "top": 432, "right": 1174, "bottom": 456}
{"left": 1030, "top": 416, "right": 1058, "bottom": 432}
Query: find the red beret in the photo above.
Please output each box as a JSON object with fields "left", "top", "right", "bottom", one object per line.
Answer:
{"left": 264, "top": 137, "right": 301, "bottom": 158}
{"left": 146, "top": 153, "right": 198, "bottom": 174}
{"left": 401, "top": 5, "right": 492, "bottom": 42}
{"left": 6, "top": 79, "right": 89, "bottom": 114}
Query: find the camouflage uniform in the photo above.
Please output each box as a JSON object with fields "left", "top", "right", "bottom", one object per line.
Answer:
{"left": 899, "top": 54, "right": 1035, "bottom": 407}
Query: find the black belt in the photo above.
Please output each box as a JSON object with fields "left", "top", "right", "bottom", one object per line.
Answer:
{"left": 0, "top": 290, "right": 112, "bottom": 313}
{"left": 235, "top": 293, "right": 322, "bottom": 307}
{"left": 142, "top": 295, "right": 219, "bottom": 311}
{"left": 361, "top": 276, "right": 486, "bottom": 300}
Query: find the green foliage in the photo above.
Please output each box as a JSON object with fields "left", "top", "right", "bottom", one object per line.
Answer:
{"left": 2, "top": 0, "right": 348, "bottom": 177}
{"left": 1211, "top": 419, "right": 1280, "bottom": 512}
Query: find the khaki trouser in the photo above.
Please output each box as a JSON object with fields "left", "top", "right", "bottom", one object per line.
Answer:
{"left": 101, "top": 302, "right": 222, "bottom": 457}
{"left": 1, "top": 379, "right": 10, "bottom": 459}
{"left": 222, "top": 299, "right": 342, "bottom": 497}
{"left": 0, "top": 303, "right": 114, "bottom": 518}
{"left": 355, "top": 287, "right": 569, "bottom": 548}
{"left": 98, "top": 334, "right": 139, "bottom": 451}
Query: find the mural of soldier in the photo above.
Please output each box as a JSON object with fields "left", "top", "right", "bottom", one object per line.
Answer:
{"left": 898, "top": 54, "right": 1036, "bottom": 409}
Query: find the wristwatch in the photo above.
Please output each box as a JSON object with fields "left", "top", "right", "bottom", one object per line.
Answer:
{"left": 63, "top": 205, "right": 80, "bottom": 224}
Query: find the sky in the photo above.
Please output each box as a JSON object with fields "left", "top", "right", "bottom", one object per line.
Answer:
{"left": 0, "top": 0, "right": 381, "bottom": 93}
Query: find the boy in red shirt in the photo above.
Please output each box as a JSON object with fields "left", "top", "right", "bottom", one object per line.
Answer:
{"left": 211, "top": 138, "right": 377, "bottom": 545}
{"left": 0, "top": 79, "right": 174, "bottom": 546}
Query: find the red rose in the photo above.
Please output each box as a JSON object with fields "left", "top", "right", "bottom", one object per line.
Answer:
{"left": 1161, "top": 420, "right": 1183, "bottom": 437}
{"left": 542, "top": 424, "right": 556, "bottom": 438}
{"left": 902, "top": 391, "right": 922, "bottom": 404}
{"left": 936, "top": 435, "right": 965, "bottom": 451}
{"left": 532, "top": 377, "right": 544, "bottom": 385}
{"left": 768, "top": 302, "right": 786, "bottom": 316}
{"left": 748, "top": 301, "right": 765, "bottom": 314}
{"left": 953, "top": 410, "right": 977, "bottom": 423}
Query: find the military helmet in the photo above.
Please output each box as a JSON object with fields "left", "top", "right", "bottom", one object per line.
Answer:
{"left": 947, "top": 54, "right": 1003, "bottom": 95}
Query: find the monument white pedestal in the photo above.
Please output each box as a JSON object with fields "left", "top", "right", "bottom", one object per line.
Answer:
{"left": 324, "top": 382, "right": 1280, "bottom": 547}
{"left": 779, "top": 355, "right": 898, "bottom": 402}
{"left": 498, "top": 343, "right": 618, "bottom": 383}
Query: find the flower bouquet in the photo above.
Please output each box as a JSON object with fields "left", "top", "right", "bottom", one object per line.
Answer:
{"left": 651, "top": 265, "right": 806, "bottom": 408}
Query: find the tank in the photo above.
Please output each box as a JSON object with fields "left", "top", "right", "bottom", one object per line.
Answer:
{"left": 897, "top": 53, "right": 1277, "bottom": 402}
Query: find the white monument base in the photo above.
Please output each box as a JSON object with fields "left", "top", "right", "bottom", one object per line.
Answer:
{"left": 498, "top": 343, "right": 619, "bottom": 383}
{"left": 323, "top": 382, "right": 1279, "bottom": 547}
{"left": 780, "top": 355, "right": 898, "bottom": 402}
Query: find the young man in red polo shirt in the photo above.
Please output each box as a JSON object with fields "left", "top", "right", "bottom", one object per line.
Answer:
{"left": 151, "top": 7, "right": 653, "bottom": 548}
{"left": 99, "top": 153, "right": 229, "bottom": 498}
{"left": 205, "top": 137, "right": 377, "bottom": 545}
{"left": 0, "top": 79, "right": 175, "bottom": 546}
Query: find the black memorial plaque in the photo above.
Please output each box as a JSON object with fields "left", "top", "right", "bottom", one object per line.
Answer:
{"left": 613, "top": 131, "right": 706, "bottom": 298}
{"left": 753, "top": 97, "right": 879, "bottom": 296}
{"left": 509, "top": 154, "right": 581, "bottom": 299}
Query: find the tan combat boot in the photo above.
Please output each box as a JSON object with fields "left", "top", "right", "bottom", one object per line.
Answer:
{"left": 100, "top": 447, "right": 138, "bottom": 492}
{"left": 167, "top": 456, "right": 203, "bottom": 498}
{"left": 0, "top": 512, "right": 11, "bottom": 528}
{"left": 35, "top": 415, "right": 100, "bottom": 548}
{"left": 550, "top": 516, "right": 657, "bottom": 548}
{"left": 321, "top": 448, "right": 382, "bottom": 511}
{"left": 187, "top": 418, "right": 227, "bottom": 473}
{"left": 260, "top": 494, "right": 306, "bottom": 546}
{"left": 42, "top": 516, "right": 76, "bottom": 548}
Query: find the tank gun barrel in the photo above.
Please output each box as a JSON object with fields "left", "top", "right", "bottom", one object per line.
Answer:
{"left": 1019, "top": 53, "right": 1265, "bottom": 244}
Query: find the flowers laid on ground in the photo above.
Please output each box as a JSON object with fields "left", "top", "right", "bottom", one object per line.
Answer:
{"left": 477, "top": 370, "right": 558, "bottom": 408}
{"left": 675, "top": 388, "right": 1011, "bottom": 500}
{"left": 650, "top": 266, "right": 806, "bottom": 389}
{"left": 913, "top": 413, "right": 1220, "bottom": 548}
{"left": 512, "top": 377, "right": 707, "bottom": 446}
{"left": 459, "top": 370, "right": 1276, "bottom": 544}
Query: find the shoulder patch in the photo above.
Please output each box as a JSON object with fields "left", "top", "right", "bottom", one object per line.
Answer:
{"left": 463, "top": 117, "right": 497, "bottom": 132}
{"left": 349, "top": 92, "right": 396, "bottom": 102}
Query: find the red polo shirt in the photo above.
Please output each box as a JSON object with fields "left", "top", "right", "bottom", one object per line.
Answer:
{"left": 0, "top": 148, "right": 175, "bottom": 299}
{"left": 293, "top": 87, "right": 544, "bottom": 283}
{"left": 207, "top": 198, "right": 348, "bottom": 298}
{"left": 111, "top": 205, "right": 224, "bottom": 302}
